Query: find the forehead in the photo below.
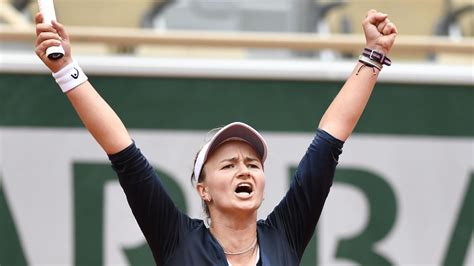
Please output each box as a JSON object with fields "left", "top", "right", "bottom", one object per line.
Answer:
{"left": 207, "top": 140, "right": 259, "bottom": 162}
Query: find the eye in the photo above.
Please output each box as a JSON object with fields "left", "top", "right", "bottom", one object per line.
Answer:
{"left": 221, "top": 164, "right": 234, "bottom": 170}
{"left": 248, "top": 163, "right": 260, "bottom": 169}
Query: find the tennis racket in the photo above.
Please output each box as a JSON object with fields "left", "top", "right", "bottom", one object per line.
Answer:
{"left": 38, "top": 0, "right": 65, "bottom": 60}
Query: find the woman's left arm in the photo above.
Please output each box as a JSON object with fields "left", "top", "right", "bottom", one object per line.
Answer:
{"left": 319, "top": 9, "right": 397, "bottom": 141}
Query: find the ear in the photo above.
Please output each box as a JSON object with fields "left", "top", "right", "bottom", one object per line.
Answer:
{"left": 196, "top": 182, "right": 211, "bottom": 202}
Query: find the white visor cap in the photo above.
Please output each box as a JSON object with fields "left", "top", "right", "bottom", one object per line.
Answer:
{"left": 193, "top": 122, "right": 268, "bottom": 180}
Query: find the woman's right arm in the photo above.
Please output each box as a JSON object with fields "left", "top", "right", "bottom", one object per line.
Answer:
{"left": 35, "top": 15, "right": 196, "bottom": 263}
{"left": 35, "top": 13, "right": 132, "bottom": 154}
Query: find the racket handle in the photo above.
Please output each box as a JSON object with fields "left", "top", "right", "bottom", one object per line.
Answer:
{"left": 38, "top": 0, "right": 64, "bottom": 60}
{"left": 46, "top": 45, "right": 65, "bottom": 59}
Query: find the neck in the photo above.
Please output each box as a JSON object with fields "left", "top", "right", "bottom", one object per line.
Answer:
{"left": 209, "top": 211, "right": 258, "bottom": 255}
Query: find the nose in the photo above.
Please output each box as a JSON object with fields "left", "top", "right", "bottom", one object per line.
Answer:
{"left": 236, "top": 162, "right": 250, "bottom": 178}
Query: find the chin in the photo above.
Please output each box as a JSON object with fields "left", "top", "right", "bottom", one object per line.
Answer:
{"left": 235, "top": 199, "right": 263, "bottom": 212}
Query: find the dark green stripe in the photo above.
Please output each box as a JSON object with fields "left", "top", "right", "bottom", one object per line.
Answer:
{"left": 0, "top": 182, "right": 29, "bottom": 265}
{"left": 1, "top": 73, "right": 472, "bottom": 136}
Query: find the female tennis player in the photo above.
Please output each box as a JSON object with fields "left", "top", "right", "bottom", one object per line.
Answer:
{"left": 35, "top": 9, "right": 397, "bottom": 266}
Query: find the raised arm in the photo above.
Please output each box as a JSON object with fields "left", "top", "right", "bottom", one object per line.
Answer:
{"left": 319, "top": 10, "right": 397, "bottom": 141}
{"left": 34, "top": 13, "right": 132, "bottom": 154}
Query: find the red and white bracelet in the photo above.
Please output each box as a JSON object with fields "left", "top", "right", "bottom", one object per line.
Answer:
{"left": 358, "top": 48, "right": 392, "bottom": 72}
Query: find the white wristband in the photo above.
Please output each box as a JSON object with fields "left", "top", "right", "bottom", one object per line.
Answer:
{"left": 52, "top": 60, "right": 88, "bottom": 93}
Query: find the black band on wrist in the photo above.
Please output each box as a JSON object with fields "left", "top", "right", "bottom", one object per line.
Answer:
{"left": 362, "top": 48, "right": 392, "bottom": 66}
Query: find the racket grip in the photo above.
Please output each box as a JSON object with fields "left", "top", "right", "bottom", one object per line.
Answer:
{"left": 38, "top": 0, "right": 64, "bottom": 60}
{"left": 46, "top": 45, "right": 65, "bottom": 60}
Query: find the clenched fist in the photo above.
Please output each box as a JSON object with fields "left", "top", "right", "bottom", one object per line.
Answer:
{"left": 362, "top": 9, "right": 398, "bottom": 55}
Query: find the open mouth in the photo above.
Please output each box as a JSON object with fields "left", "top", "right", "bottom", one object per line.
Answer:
{"left": 234, "top": 182, "right": 253, "bottom": 196}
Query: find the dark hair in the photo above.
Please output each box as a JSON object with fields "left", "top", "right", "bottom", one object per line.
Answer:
{"left": 191, "top": 149, "right": 210, "bottom": 220}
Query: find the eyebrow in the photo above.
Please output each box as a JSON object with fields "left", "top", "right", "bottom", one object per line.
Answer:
{"left": 219, "top": 156, "right": 260, "bottom": 164}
